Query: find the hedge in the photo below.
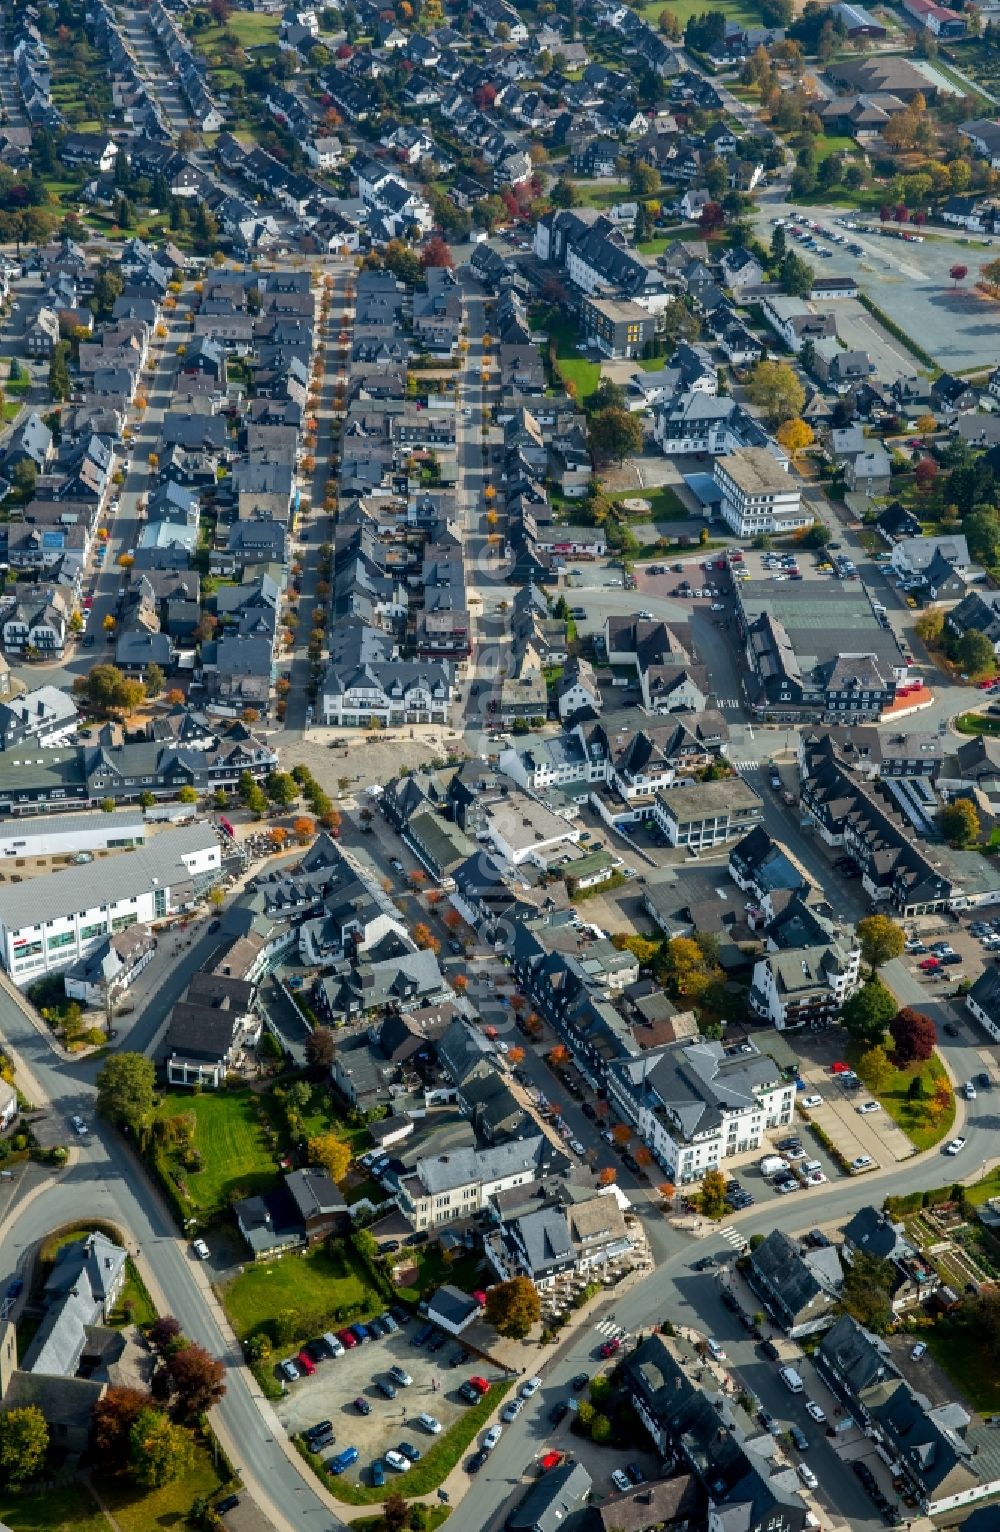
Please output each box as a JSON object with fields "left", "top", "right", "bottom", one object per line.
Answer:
{"left": 856, "top": 292, "right": 938, "bottom": 372}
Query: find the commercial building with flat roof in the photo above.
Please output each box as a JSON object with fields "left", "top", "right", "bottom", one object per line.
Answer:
{"left": 652, "top": 777, "right": 762, "bottom": 850}
{"left": 713, "top": 448, "right": 810, "bottom": 537}
{"left": 0, "top": 821, "right": 221, "bottom": 982}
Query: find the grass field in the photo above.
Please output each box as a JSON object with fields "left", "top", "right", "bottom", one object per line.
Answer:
{"left": 574, "top": 179, "right": 631, "bottom": 209}
{"left": 956, "top": 711, "right": 1000, "bottom": 736}
{"left": 223, "top": 1241, "right": 376, "bottom": 1341}
{"left": 193, "top": 13, "right": 280, "bottom": 49}
{"left": 0, "top": 1488, "right": 107, "bottom": 1532}
{"left": 155, "top": 1088, "right": 279, "bottom": 1217}
{"left": 925, "top": 1323, "right": 1000, "bottom": 1414}
{"left": 849, "top": 1043, "right": 955, "bottom": 1151}
{"left": 639, "top": 0, "right": 760, "bottom": 23}
{"left": 543, "top": 310, "right": 601, "bottom": 402}
{"left": 101, "top": 1442, "right": 228, "bottom": 1532}
{"left": 108, "top": 1257, "right": 157, "bottom": 1329}
{"left": 392, "top": 1247, "right": 485, "bottom": 1305}
{"left": 610, "top": 485, "right": 690, "bottom": 521}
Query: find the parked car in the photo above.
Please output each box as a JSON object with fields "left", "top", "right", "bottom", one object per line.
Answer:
{"left": 483, "top": 1425, "right": 503, "bottom": 1451}
{"left": 385, "top": 1450, "right": 411, "bottom": 1473}
{"left": 328, "top": 1447, "right": 359, "bottom": 1476}
{"left": 279, "top": 1359, "right": 300, "bottom": 1382}
{"left": 353, "top": 1397, "right": 372, "bottom": 1415}
{"left": 611, "top": 1470, "right": 631, "bottom": 1493}
{"left": 417, "top": 1413, "right": 442, "bottom": 1435}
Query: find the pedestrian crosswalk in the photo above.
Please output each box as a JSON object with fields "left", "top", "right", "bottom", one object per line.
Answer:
{"left": 719, "top": 1226, "right": 750, "bottom": 1252}
{"left": 716, "top": 697, "right": 742, "bottom": 711}
{"left": 730, "top": 759, "right": 759, "bottom": 775}
{"left": 595, "top": 1318, "right": 631, "bottom": 1342}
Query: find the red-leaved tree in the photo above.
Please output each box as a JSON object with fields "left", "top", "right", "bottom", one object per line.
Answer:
{"left": 949, "top": 264, "right": 968, "bottom": 287}
{"left": 166, "top": 1344, "right": 227, "bottom": 1420}
{"left": 889, "top": 1006, "right": 937, "bottom": 1066}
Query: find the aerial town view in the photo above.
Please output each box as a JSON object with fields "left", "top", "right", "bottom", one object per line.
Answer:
{"left": 2, "top": 0, "right": 1000, "bottom": 1529}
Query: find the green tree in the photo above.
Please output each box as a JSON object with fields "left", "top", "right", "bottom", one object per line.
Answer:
{"left": 0, "top": 1405, "right": 48, "bottom": 1487}
{"left": 550, "top": 177, "right": 577, "bottom": 208}
{"left": 958, "top": 628, "right": 995, "bottom": 676}
{"left": 841, "top": 977, "right": 896, "bottom": 1047}
{"left": 747, "top": 359, "right": 805, "bottom": 424}
{"left": 145, "top": 662, "right": 165, "bottom": 698}
{"left": 96, "top": 1053, "right": 156, "bottom": 1140}
{"left": 484, "top": 1276, "right": 541, "bottom": 1339}
{"left": 779, "top": 249, "right": 815, "bottom": 297}
{"left": 48, "top": 341, "right": 71, "bottom": 402}
{"left": 938, "top": 798, "right": 980, "bottom": 848}
{"left": 630, "top": 161, "right": 660, "bottom": 198}
{"left": 12, "top": 459, "right": 37, "bottom": 498}
{"left": 588, "top": 407, "right": 643, "bottom": 465}
{"left": 266, "top": 772, "right": 299, "bottom": 807}
{"left": 128, "top": 1407, "right": 194, "bottom": 1488}
{"left": 857, "top": 1043, "right": 893, "bottom": 1094}
{"left": 840, "top": 1252, "right": 895, "bottom": 1333}
{"left": 856, "top": 914, "right": 905, "bottom": 975}
{"left": 177, "top": 785, "right": 198, "bottom": 805}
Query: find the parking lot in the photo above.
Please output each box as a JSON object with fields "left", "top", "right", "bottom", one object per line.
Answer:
{"left": 792, "top": 1034, "right": 914, "bottom": 1170}
{"left": 754, "top": 194, "right": 1000, "bottom": 372}
{"left": 275, "top": 1320, "right": 502, "bottom": 1486}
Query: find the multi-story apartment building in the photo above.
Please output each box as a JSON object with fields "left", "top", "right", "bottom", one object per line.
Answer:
{"left": 607, "top": 1037, "right": 795, "bottom": 1184}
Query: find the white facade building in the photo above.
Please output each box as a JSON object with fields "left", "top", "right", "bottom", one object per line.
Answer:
{"left": 0, "top": 809, "right": 146, "bottom": 861}
{"left": 0, "top": 822, "right": 221, "bottom": 982}
{"left": 713, "top": 448, "right": 809, "bottom": 537}
{"left": 608, "top": 1038, "right": 795, "bottom": 1184}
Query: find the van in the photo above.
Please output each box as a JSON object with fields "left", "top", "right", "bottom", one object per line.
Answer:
{"left": 801, "top": 1160, "right": 822, "bottom": 1176}
{"left": 759, "top": 1155, "right": 787, "bottom": 1178}
{"left": 780, "top": 1366, "right": 804, "bottom": 1394}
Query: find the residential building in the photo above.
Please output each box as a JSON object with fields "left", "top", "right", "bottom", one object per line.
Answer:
{"left": 652, "top": 778, "right": 762, "bottom": 850}
{"left": 608, "top": 1037, "right": 795, "bottom": 1183}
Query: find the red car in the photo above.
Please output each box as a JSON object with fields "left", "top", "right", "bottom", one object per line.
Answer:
{"left": 599, "top": 1337, "right": 621, "bottom": 1359}
{"left": 831, "top": 1061, "right": 851, "bottom": 1074}
{"left": 469, "top": 1376, "right": 490, "bottom": 1396}
{"left": 296, "top": 1350, "right": 316, "bottom": 1375}
{"left": 540, "top": 1451, "right": 564, "bottom": 1471}
{"left": 337, "top": 1328, "right": 358, "bottom": 1349}
{"left": 919, "top": 957, "right": 940, "bottom": 971}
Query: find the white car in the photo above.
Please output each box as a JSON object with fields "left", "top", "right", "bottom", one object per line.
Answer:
{"left": 416, "top": 1413, "right": 442, "bottom": 1435}
{"left": 851, "top": 1155, "right": 875, "bottom": 1171}
{"left": 385, "top": 1450, "right": 411, "bottom": 1473}
{"left": 805, "top": 1400, "right": 826, "bottom": 1423}
{"left": 857, "top": 1101, "right": 881, "bottom": 1115}
{"left": 798, "top": 1463, "right": 818, "bottom": 1490}
{"left": 501, "top": 1398, "right": 524, "bottom": 1423}
{"left": 911, "top": 1342, "right": 927, "bottom": 1360}
{"left": 706, "top": 1338, "right": 726, "bottom": 1360}
{"left": 483, "top": 1425, "right": 503, "bottom": 1451}
{"left": 520, "top": 1376, "right": 542, "bottom": 1398}
{"left": 638, "top": 610, "right": 654, "bottom": 620}
{"left": 569, "top": 1139, "right": 586, "bottom": 1156}
{"left": 711, "top": 602, "right": 725, "bottom": 611}
{"left": 279, "top": 1358, "right": 300, "bottom": 1382}
{"left": 70, "top": 1115, "right": 89, "bottom": 1137}
{"left": 192, "top": 1238, "right": 210, "bottom": 1260}
{"left": 611, "top": 1469, "right": 631, "bottom": 1493}
{"left": 945, "top": 1137, "right": 967, "bottom": 1156}
{"left": 805, "top": 1170, "right": 827, "bottom": 1186}
{"left": 801, "top": 1095, "right": 823, "bottom": 1109}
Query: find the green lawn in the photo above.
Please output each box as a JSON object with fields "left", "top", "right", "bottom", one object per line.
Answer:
{"left": 924, "top": 1323, "right": 1000, "bottom": 1414}
{"left": 610, "top": 485, "right": 690, "bottom": 521}
{"left": 0, "top": 1488, "right": 107, "bottom": 1532}
{"left": 639, "top": 0, "right": 759, "bottom": 22}
{"left": 848, "top": 1044, "right": 955, "bottom": 1152}
{"left": 956, "top": 712, "right": 1000, "bottom": 737}
{"left": 223, "top": 1241, "right": 377, "bottom": 1343}
{"left": 574, "top": 179, "right": 631, "bottom": 209}
{"left": 193, "top": 13, "right": 280, "bottom": 49}
{"left": 101, "top": 1442, "right": 228, "bottom": 1532}
{"left": 819, "top": 133, "right": 864, "bottom": 156}
{"left": 542, "top": 311, "right": 601, "bottom": 403}
{"left": 107, "top": 1257, "right": 157, "bottom": 1329}
{"left": 154, "top": 1088, "right": 281, "bottom": 1218}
